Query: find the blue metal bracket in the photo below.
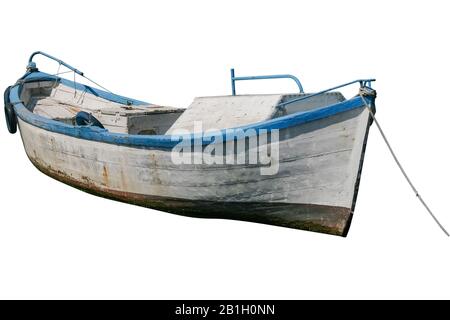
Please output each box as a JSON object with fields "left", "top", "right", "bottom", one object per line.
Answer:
{"left": 28, "top": 51, "right": 84, "bottom": 76}
{"left": 230, "top": 68, "right": 304, "bottom": 95}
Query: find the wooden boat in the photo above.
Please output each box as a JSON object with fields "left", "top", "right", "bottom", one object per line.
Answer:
{"left": 4, "top": 51, "right": 376, "bottom": 236}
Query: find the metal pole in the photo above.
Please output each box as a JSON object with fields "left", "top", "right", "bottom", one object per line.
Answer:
{"left": 231, "top": 68, "right": 236, "bottom": 96}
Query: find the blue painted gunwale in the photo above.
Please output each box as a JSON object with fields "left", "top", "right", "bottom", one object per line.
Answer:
{"left": 19, "top": 71, "right": 149, "bottom": 106}
{"left": 9, "top": 71, "right": 370, "bottom": 150}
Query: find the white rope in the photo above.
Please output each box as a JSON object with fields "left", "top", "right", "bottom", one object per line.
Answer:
{"left": 73, "top": 71, "right": 77, "bottom": 99}
{"left": 51, "top": 63, "right": 62, "bottom": 96}
{"left": 359, "top": 93, "right": 449, "bottom": 236}
{"left": 55, "top": 63, "right": 61, "bottom": 76}
{"left": 51, "top": 70, "right": 72, "bottom": 76}
{"left": 51, "top": 65, "right": 113, "bottom": 99}
{"left": 81, "top": 74, "right": 114, "bottom": 94}
{"left": 79, "top": 74, "right": 134, "bottom": 106}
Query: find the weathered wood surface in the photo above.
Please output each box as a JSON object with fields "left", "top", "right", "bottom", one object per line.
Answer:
{"left": 166, "top": 93, "right": 346, "bottom": 134}
{"left": 16, "top": 80, "right": 373, "bottom": 236}
{"left": 29, "top": 83, "right": 184, "bottom": 134}
{"left": 18, "top": 105, "right": 370, "bottom": 235}
{"left": 166, "top": 95, "right": 284, "bottom": 134}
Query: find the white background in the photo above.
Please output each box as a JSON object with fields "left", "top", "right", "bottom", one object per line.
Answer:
{"left": 1, "top": 0, "right": 449, "bottom": 299}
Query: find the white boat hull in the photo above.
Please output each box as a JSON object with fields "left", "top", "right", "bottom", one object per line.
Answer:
{"left": 18, "top": 105, "right": 371, "bottom": 236}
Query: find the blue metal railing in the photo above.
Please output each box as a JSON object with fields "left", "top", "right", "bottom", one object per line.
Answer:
{"left": 276, "top": 78, "right": 375, "bottom": 108}
{"left": 230, "top": 68, "right": 304, "bottom": 95}
{"left": 28, "top": 51, "right": 84, "bottom": 76}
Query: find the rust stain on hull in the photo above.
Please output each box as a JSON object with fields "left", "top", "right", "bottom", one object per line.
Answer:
{"left": 102, "top": 165, "right": 109, "bottom": 187}
{"left": 29, "top": 156, "right": 353, "bottom": 237}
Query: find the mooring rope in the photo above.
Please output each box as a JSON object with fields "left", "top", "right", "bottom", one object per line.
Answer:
{"left": 359, "top": 94, "right": 449, "bottom": 236}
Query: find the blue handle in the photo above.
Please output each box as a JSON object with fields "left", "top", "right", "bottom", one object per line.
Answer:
{"left": 231, "top": 68, "right": 304, "bottom": 95}
{"left": 28, "top": 51, "right": 84, "bottom": 76}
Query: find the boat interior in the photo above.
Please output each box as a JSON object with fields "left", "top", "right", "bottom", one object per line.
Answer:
{"left": 20, "top": 79, "right": 346, "bottom": 135}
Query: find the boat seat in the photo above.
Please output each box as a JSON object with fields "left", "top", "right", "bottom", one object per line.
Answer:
{"left": 166, "top": 95, "right": 285, "bottom": 134}
{"left": 166, "top": 92, "right": 346, "bottom": 134}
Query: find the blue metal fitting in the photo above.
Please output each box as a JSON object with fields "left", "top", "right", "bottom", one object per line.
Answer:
{"left": 26, "top": 61, "right": 37, "bottom": 72}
